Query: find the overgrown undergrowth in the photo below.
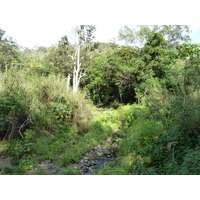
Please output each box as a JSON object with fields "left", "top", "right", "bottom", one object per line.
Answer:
{"left": 0, "top": 70, "right": 200, "bottom": 175}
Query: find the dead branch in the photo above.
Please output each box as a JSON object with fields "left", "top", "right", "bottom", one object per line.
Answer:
{"left": 18, "top": 114, "right": 32, "bottom": 139}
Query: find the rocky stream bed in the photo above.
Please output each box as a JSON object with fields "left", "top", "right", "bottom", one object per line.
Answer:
{"left": 0, "top": 138, "right": 121, "bottom": 175}
{"left": 73, "top": 139, "right": 117, "bottom": 175}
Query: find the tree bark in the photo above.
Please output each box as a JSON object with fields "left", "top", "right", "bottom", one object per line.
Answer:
{"left": 73, "top": 44, "right": 81, "bottom": 93}
{"left": 66, "top": 74, "right": 71, "bottom": 91}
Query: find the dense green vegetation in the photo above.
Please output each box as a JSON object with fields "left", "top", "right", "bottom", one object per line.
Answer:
{"left": 0, "top": 25, "right": 200, "bottom": 175}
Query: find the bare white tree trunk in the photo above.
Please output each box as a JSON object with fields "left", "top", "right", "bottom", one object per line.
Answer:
{"left": 73, "top": 44, "right": 81, "bottom": 93}
{"left": 72, "top": 25, "right": 94, "bottom": 93}
{"left": 66, "top": 74, "right": 71, "bottom": 91}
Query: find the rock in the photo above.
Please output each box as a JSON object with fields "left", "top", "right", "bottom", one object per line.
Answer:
{"left": 106, "top": 138, "right": 112, "bottom": 143}
{"left": 95, "top": 145, "right": 102, "bottom": 150}
{"left": 80, "top": 160, "right": 84, "bottom": 164}
{"left": 91, "top": 161, "right": 96, "bottom": 166}
{"left": 103, "top": 150, "right": 111, "bottom": 155}
{"left": 97, "top": 152, "right": 103, "bottom": 157}
{"left": 88, "top": 167, "right": 93, "bottom": 171}
{"left": 115, "top": 138, "right": 122, "bottom": 143}
{"left": 72, "top": 139, "right": 119, "bottom": 174}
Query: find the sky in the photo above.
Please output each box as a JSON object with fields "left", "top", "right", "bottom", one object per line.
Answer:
{"left": 0, "top": 0, "right": 200, "bottom": 48}
{"left": 0, "top": 24, "right": 123, "bottom": 48}
{"left": 191, "top": 26, "right": 200, "bottom": 44}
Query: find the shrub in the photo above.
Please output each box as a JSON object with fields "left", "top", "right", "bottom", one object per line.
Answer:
{"left": 179, "top": 148, "right": 200, "bottom": 175}
{"left": 50, "top": 102, "right": 73, "bottom": 122}
{"left": 0, "top": 97, "right": 29, "bottom": 140}
{"left": 119, "top": 119, "right": 164, "bottom": 156}
{"left": 33, "top": 135, "right": 67, "bottom": 160}
{"left": 5, "top": 140, "right": 27, "bottom": 157}
{"left": 124, "top": 104, "right": 149, "bottom": 126}
{"left": 0, "top": 71, "right": 93, "bottom": 138}
{"left": 117, "top": 119, "right": 164, "bottom": 174}
{"left": 16, "top": 159, "right": 34, "bottom": 174}
{"left": 3, "top": 166, "right": 15, "bottom": 174}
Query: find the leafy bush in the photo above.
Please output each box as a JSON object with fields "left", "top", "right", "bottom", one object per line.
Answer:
{"left": 0, "top": 71, "right": 93, "bottom": 137}
{"left": 5, "top": 140, "right": 27, "bottom": 157}
{"left": 33, "top": 135, "right": 67, "bottom": 161}
{"left": 3, "top": 166, "right": 15, "bottom": 174}
{"left": 119, "top": 119, "right": 163, "bottom": 156}
{"left": 179, "top": 148, "right": 200, "bottom": 175}
{"left": 116, "top": 119, "right": 164, "bottom": 174}
{"left": 124, "top": 104, "right": 149, "bottom": 126}
{"left": 0, "top": 97, "right": 29, "bottom": 140}
{"left": 16, "top": 159, "right": 34, "bottom": 174}
{"left": 51, "top": 102, "right": 73, "bottom": 121}
{"left": 23, "top": 129, "right": 38, "bottom": 141}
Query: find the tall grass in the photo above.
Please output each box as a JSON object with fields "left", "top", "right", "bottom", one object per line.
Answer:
{"left": 0, "top": 70, "right": 94, "bottom": 139}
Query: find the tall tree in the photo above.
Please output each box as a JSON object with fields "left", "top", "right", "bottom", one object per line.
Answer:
{"left": 141, "top": 32, "right": 175, "bottom": 79}
{"left": 0, "top": 28, "right": 21, "bottom": 72}
{"left": 82, "top": 46, "right": 144, "bottom": 105}
{"left": 118, "top": 25, "right": 191, "bottom": 48}
{"left": 72, "top": 25, "right": 96, "bottom": 93}
{"left": 46, "top": 35, "right": 74, "bottom": 76}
